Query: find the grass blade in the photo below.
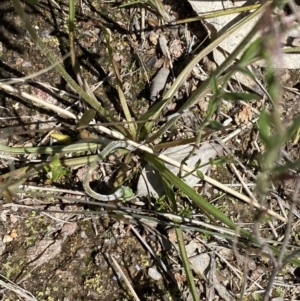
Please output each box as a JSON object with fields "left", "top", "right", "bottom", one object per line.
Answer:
{"left": 162, "top": 179, "right": 199, "bottom": 301}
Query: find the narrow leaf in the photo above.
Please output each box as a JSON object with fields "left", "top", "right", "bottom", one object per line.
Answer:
{"left": 222, "top": 92, "right": 260, "bottom": 101}
{"left": 258, "top": 110, "right": 272, "bottom": 145}
{"left": 144, "top": 152, "right": 251, "bottom": 238}
{"left": 162, "top": 177, "right": 199, "bottom": 301}
{"left": 239, "top": 37, "right": 262, "bottom": 66}
{"left": 78, "top": 109, "right": 96, "bottom": 129}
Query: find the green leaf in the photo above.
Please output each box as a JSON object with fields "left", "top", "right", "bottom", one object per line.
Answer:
{"left": 194, "top": 159, "right": 202, "bottom": 169}
{"left": 196, "top": 170, "right": 204, "bottom": 179}
{"left": 273, "top": 159, "right": 300, "bottom": 174}
{"left": 222, "top": 92, "right": 260, "bottom": 101}
{"left": 265, "top": 67, "right": 280, "bottom": 103}
{"left": 234, "top": 66, "right": 256, "bottom": 80}
{"left": 258, "top": 109, "right": 272, "bottom": 145}
{"left": 206, "top": 94, "right": 222, "bottom": 118}
{"left": 239, "top": 37, "right": 262, "bottom": 66}
{"left": 161, "top": 175, "right": 199, "bottom": 301}
{"left": 50, "top": 132, "right": 72, "bottom": 144}
{"left": 45, "top": 154, "right": 69, "bottom": 181}
{"left": 120, "top": 186, "right": 134, "bottom": 199}
{"left": 137, "top": 98, "right": 169, "bottom": 139}
{"left": 208, "top": 120, "right": 224, "bottom": 131}
{"left": 209, "top": 155, "right": 234, "bottom": 166}
{"left": 209, "top": 74, "right": 218, "bottom": 94}
{"left": 286, "top": 114, "right": 300, "bottom": 142}
{"left": 78, "top": 109, "right": 96, "bottom": 129}
{"left": 179, "top": 205, "right": 192, "bottom": 218}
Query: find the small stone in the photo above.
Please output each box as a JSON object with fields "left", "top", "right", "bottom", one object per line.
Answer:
{"left": 0, "top": 238, "right": 5, "bottom": 255}
{"left": 10, "top": 214, "right": 18, "bottom": 224}
{"left": 94, "top": 252, "right": 108, "bottom": 267}
{"left": 169, "top": 39, "right": 183, "bottom": 58}
{"left": 60, "top": 222, "right": 77, "bottom": 237}
{"left": 3, "top": 235, "right": 13, "bottom": 243}
{"left": 149, "top": 32, "right": 159, "bottom": 45}
{"left": 112, "top": 272, "right": 121, "bottom": 281}
{"left": 234, "top": 105, "right": 252, "bottom": 125}
{"left": 148, "top": 267, "right": 162, "bottom": 281}
{"left": 10, "top": 229, "right": 18, "bottom": 239}
{"left": 0, "top": 210, "right": 9, "bottom": 222}
{"left": 271, "top": 298, "right": 283, "bottom": 301}
{"left": 80, "top": 231, "right": 88, "bottom": 239}
{"left": 248, "top": 260, "right": 257, "bottom": 271}
{"left": 22, "top": 61, "right": 32, "bottom": 67}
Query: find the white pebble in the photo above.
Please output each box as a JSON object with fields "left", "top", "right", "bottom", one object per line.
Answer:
{"left": 148, "top": 268, "right": 162, "bottom": 281}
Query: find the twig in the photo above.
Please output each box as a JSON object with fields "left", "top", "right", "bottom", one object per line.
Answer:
{"left": 0, "top": 274, "right": 37, "bottom": 301}
{"left": 110, "top": 255, "right": 140, "bottom": 301}
{"left": 0, "top": 83, "right": 76, "bottom": 120}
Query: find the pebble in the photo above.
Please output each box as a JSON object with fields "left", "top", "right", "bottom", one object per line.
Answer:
{"left": 271, "top": 298, "right": 283, "bottom": 301}
{"left": 3, "top": 235, "right": 13, "bottom": 243}
{"left": 148, "top": 268, "right": 162, "bottom": 281}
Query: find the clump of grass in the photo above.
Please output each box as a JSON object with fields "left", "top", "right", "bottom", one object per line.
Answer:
{"left": 1, "top": 0, "right": 300, "bottom": 300}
